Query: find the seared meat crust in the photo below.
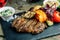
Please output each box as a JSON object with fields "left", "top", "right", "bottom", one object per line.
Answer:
{"left": 12, "top": 17, "right": 47, "bottom": 34}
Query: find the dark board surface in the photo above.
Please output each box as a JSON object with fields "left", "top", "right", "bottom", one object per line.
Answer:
{"left": 0, "top": 12, "right": 60, "bottom": 40}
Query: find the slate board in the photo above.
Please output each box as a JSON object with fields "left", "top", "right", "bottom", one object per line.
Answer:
{"left": 0, "top": 12, "right": 60, "bottom": 40}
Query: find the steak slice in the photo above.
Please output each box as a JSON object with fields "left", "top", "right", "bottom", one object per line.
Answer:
{"left": 12, "top": 17, "right": 47, "bottom": 34}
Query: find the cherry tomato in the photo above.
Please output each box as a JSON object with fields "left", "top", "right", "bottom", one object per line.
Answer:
{"left": 53, "top": 11, "right": 60, "bottom": 22}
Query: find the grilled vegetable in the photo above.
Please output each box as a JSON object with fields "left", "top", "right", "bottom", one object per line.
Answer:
{"left": 35, "top": 10, "right": 47, "bottom": 22}
{"left": 22, "top": 11, "right": 36, "bottom": 18}
{"left": 52, "top": 11, "right": 60, "bottom": 22}
{"left": 46, "top": 20, "right": 54, "bottom": 26}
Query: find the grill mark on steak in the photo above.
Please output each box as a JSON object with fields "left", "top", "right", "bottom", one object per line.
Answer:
{"left": 18, "top": 19, "right": 27, "bottom": 27}
{"left": 39, "top": 23, "right": 47, "bottom": 31}
{"left": 18, "top": 19, "right": 32, "bottom": 32}
{"left": 18, "top": 19, "right": 29, "bottom": 32}
{"left": 16, "top": 18, "right": 26, "bottom": 29}
{"left": 28, "top": 19, "right": 37, "bottom": 32}
{"left": 12, "top": 17, "right": 21, "bottom": 28}
{"left": 20, "top": 19, "right": 34, "bottom": 32}
{"left": 16, "top": 18, "right": 25, "bottom": 28}
{"left": 33, "top": 22, "right": 42, "bottom": 33}
{"left": 24, "top": 19, "right": 34, "bottom": 28}
{"left": 22, "top": 19, "right": 37, "bottom": 32}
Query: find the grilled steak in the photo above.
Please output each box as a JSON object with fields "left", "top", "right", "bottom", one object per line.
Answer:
{"left": 12, "top": 17, "right": 47, "bottom": 34}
